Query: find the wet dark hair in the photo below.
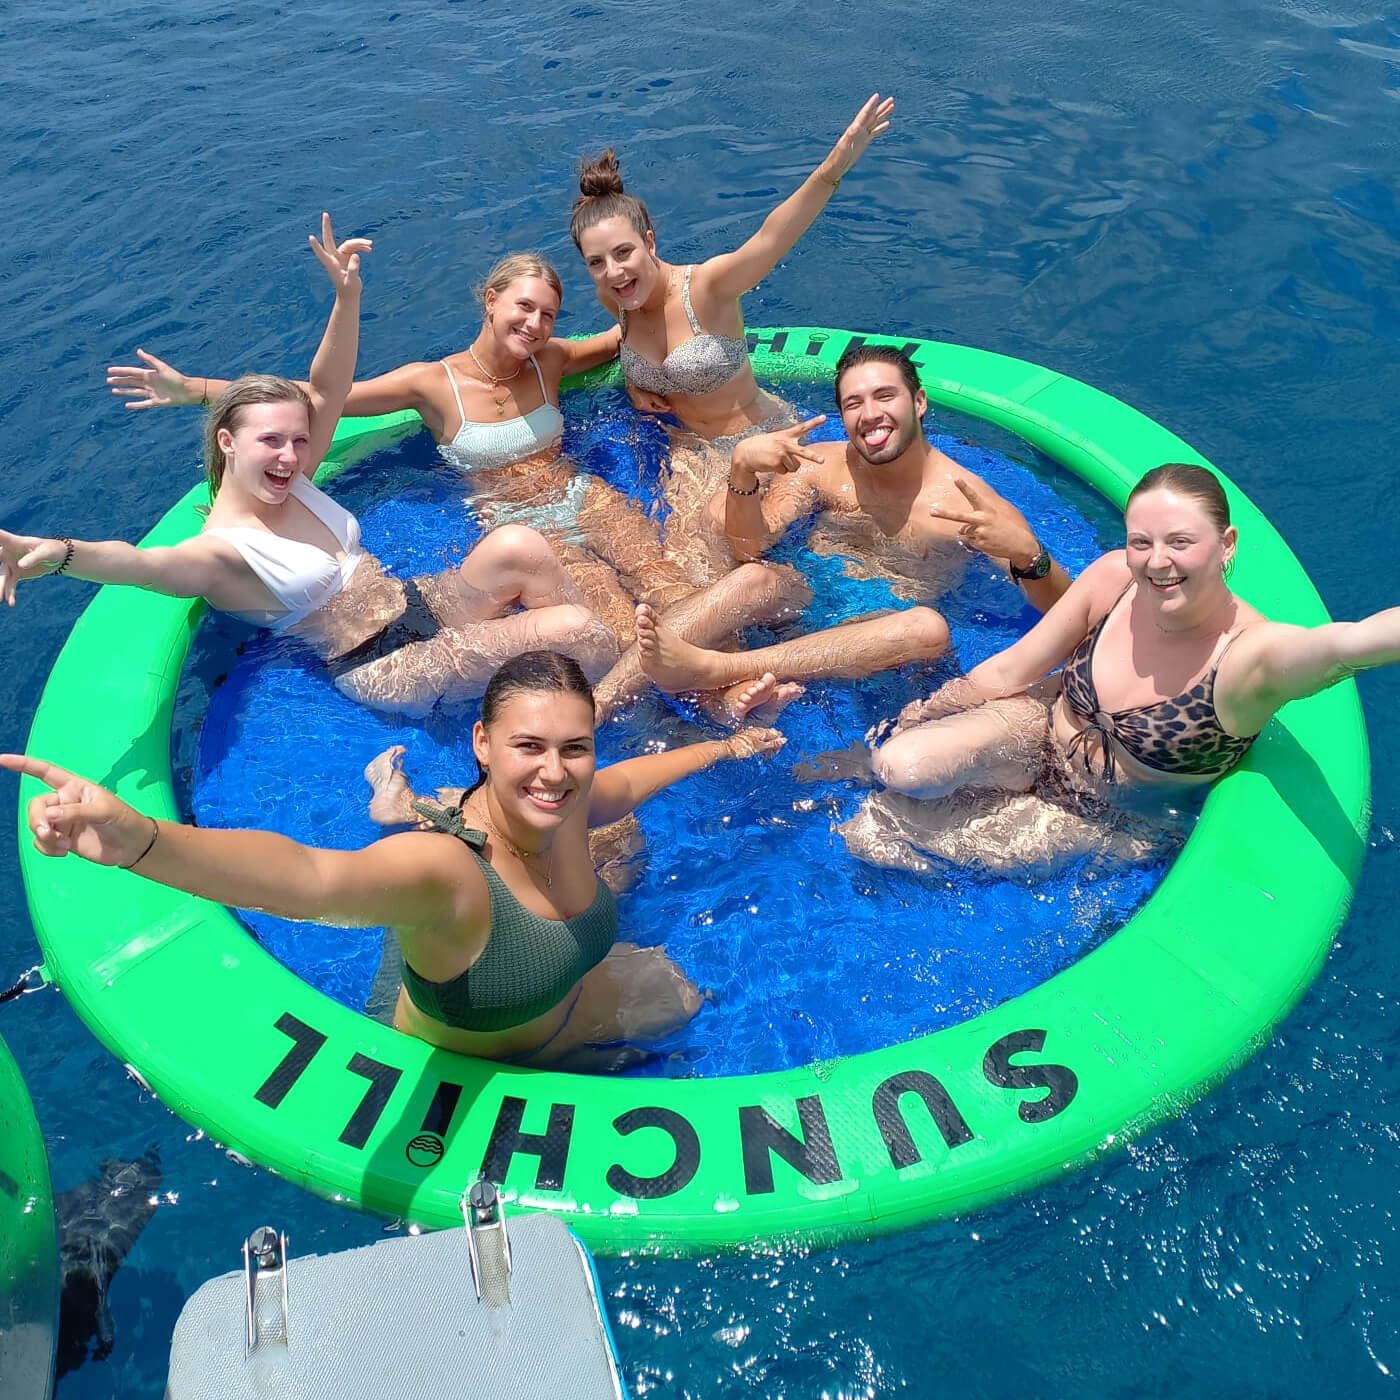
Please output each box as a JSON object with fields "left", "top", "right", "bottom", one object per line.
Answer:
{"left": 466, "top": 650, "right": 596, "bottom": 795}
{"left": 1127, "top": 463, "right": 1231, "bottom": 535}
{"left": 833, "top": 343, "right": 923, "bottom": 402}
{"left": 569, "top": 148, "right": 655, "bottom": 249}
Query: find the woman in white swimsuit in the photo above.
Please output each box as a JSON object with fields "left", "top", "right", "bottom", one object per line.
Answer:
{"left": 1, "top": 222, "right": 616, "bottom": 717}
{"left": 568, "top": 95, "right": 895, "bottom": 572}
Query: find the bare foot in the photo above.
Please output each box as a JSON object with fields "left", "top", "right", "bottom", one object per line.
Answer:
{"left": 365, "top": 745, "right": 419, "bottom": 826}
{"left": 634, "top": 603, "right": 732, "bottom": 692}
{"left": 721, "top": 671, "right": 805, "bottom": 725}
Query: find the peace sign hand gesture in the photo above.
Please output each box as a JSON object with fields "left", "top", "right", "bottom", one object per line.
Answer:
{"left": 821, "top": 93, "right": 896, "bottom": 183}
{"left": 929, "top": 477, "right": 1040, "bottom": 566}
{"left": 0, "top": 754, "right": 155, "bottom": 868}
{"left": 730, "top": 416, "right": 828, "bottom": 481}
{"left": 308, "top": 212, "right": 373, "bottom": 295}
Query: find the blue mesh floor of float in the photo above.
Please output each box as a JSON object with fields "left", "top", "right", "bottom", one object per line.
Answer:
{"left": 181, "top": 381, "right": 1173, "bottom": 1078}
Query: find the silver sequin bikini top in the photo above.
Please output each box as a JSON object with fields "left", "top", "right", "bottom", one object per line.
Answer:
{"left": 618, "top": 265, "right": 748, "bottom": 397}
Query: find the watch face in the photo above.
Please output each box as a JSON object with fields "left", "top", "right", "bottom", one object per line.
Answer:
{"left": 1014, "top": 548, "right": 1051, "bottom": 580}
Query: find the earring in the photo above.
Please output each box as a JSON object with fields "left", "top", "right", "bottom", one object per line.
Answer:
{"left": 1222, "top": 557, "right": 1235, "bottom": 582}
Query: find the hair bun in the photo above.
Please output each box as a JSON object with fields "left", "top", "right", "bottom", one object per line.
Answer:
{"left": 578, "top": 148, "right": 625, "bottom": 199}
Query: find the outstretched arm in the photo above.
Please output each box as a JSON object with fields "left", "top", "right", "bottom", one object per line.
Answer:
{"left": 587, "top": 728, "right": 785, "bottom": 827}
{"left": 304, "top": 213, "right": 371, "bottom": 467}
{"left": 701, "top": 94, "right": 895, "bottom": 301}
{"left": 873, "top": 553, "right": 1126, "bottom": 740}
{"left": 3, "top": 753, "right": 464, "bottom": 932}
{"left": 1223, "top": 606, "right": 1400, "bottom": 734}
{"left": 0, "top": 528, "right": 227, "bottom": 606}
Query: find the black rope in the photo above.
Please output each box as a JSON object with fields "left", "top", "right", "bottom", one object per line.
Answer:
{"left": 0, "top": 966, "right": 45, "bottom": 1006}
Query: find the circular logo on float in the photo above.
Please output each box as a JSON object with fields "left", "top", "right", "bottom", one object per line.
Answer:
{"left": 405, "top": 1132, "right": 445, "bottom": 1168}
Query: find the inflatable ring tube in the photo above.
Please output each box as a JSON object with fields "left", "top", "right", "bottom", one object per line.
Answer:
{"left": 18, "top": 331, "right": 1369, "bottom": 1255}
{"left": 0, "top": 1029, "right": 58, "bottom": 1394}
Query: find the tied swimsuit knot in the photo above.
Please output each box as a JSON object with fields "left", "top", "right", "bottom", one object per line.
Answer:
{"left": 1065, "top": 712, "right": 1119, "bottom": 782}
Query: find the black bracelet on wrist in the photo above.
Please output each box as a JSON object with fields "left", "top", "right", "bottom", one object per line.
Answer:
{"left": 727, "top": 477, "right": 761, "bottom": 497}
{"left": 50, "top": 538, "right": 75, "bottom": 576}
{"left": 1009, "top": 545, "right": 1052, "bottom": 581}
{"left": 122, "top": 819, "right": 160, "bottom": 872}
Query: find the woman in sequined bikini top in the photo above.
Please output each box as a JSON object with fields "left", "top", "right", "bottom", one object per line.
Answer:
{"left": 568, "top": 95, "right": 896, "bottom": 441}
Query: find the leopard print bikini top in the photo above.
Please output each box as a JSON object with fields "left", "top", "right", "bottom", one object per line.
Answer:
{"left": 1059, "top": 587, "right": 1258, "bottom": 781}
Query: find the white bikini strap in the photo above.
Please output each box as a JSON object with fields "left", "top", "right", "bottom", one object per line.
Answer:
{"left": 528, "top": 354, "right": 552, "bottom": 405}
{"left": 440, "top": 359, "right": 468, "bottom": 431}
{"left": 680, "top": 265, "right": 703, "bottom": 334}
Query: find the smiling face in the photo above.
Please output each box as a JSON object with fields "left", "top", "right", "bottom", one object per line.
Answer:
{"left": 1124, "top": 487, "right": 1237, "bottom": 615}
{"left": 473, "top": 689, "right": 597, "bottom": 837}
{"left": 578, "top": 215, "right": 660, "bottom": 312}
{"left": 216, "top": 400, "right": 313, "bottom": 505}
{"left": 484, "top": 276, "right": 561, "bottom": 360}
{"left": 836, "top": 361, "right": 928, "bottom": 465}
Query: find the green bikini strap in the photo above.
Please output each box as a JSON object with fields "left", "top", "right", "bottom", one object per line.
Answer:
{"left": 410, "top": 800, "right": 488, "bottom": 852}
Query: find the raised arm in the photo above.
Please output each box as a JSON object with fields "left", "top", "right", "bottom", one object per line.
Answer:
{"left": 724, "top": 420, "right": 828, "bottom": 559}
{"left": 587, "top": 728, "right": 784, "bottom": 827}
{"left": 1221, "top": 606, "right": 1400, "bottom": 736}
{"left": 701, "top": 95, "right": 895, "bottom": 301}
{"left": 2, "top": 753, "right": 466, "bottom": 934}
{"left": 0, "top": 528, "right": 230, "bottom": 606}
{"left": 303, "top": 213, "right": 370, "bottom": 467}
{"left": 929, "top": 476, "right": 1073, "bottom": 614}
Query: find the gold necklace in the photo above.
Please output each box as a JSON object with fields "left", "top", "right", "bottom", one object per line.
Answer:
{"left": 476, "top": 809, "right": 554, "bottom": 889}
{"left": 468, "top": 345, "right": 523, "bottom": 417}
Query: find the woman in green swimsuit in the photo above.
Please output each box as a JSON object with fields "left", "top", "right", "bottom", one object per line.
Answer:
{"left": 4, "top": 651, "right": 783, "bottom": 1067}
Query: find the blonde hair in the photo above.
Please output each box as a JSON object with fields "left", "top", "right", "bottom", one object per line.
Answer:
{"left": 202, "top": 375, "right": 311, "bottom": 499}
{"left": 569, "top": 148, "right": 654, "bottom": 248}
{"left": 474, "top": 253, "right": 563, "bottom": 320}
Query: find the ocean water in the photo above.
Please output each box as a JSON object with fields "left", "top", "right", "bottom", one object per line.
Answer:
{"left": 4, "top": 0, "right": 1400, "bottom": 1393}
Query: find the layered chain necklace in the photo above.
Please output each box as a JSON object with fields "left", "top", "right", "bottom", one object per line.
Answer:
{"left": 468, "top": 344, "right": 523, "bottom": 416}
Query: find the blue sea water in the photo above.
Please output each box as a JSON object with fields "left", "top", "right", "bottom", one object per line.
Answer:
{"left": 4, "top": 1, "right": 1400, "bottom": 1393}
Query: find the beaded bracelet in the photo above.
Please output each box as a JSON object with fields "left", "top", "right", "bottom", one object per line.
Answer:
{"left": 727, "top": 477, "right": 761, "bottom": 497}
{"left": 50, "top": 538, "right": 75, "bottom": 575}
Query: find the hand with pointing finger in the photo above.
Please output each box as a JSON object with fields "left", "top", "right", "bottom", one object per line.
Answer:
{"left": 0, "top": 753, "right": 155, "bottom": 868}
{"left": 730, "top": 416, "right": 828, "bottom": 486}
{"left": 0, "top": 528, "right": 69, "bottom": 605}
{"left": 929, "top": 476, "right": 1041, "bottom": 568}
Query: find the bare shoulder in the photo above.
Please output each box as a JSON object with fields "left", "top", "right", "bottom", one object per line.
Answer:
{"left": 804, "top": 440, "right": 852, "bottom": 501}
{"left": 1077, "top": 550, "right": 1134, "bottom": 617}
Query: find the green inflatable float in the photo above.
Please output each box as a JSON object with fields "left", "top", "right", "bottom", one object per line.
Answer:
{"left": 16, "top": 330, "right": 1369, "bottom": 1255}
{"left": 0, "top": 1028, "right": 57, "bottom": 1394}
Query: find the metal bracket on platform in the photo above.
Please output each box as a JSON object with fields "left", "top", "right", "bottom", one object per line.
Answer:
{"left": 0, "top": 965, "right": 48, "bottom": 1007}
{"left": 462, "top": 1179, "right": 512, "bottom": 1309}
{"left": 243, "top": 1225, "right": 290, "bottom": 1356}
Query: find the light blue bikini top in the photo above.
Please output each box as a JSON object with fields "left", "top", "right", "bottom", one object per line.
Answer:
{"left": 204, "top": 475, "right": 364, "bottom": 631}
{"left": 618, "top": 265, "right": 749, "bottom": 397}
{"left": 437, "top": 355, "right": 564, "bottom": 473}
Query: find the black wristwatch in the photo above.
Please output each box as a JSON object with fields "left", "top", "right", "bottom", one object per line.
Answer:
{"left": 1010, "top": 545, "right": 1052, "bottom": 581}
